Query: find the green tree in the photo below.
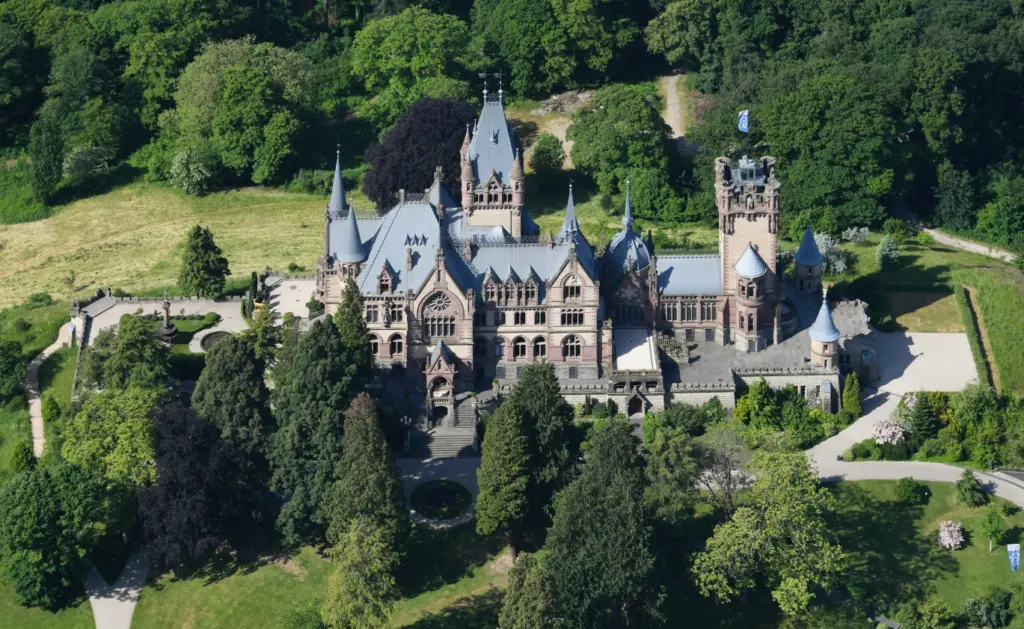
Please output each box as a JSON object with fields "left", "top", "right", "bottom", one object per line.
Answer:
{"left": 103, "top": 313, "right": 170, "bottom": 391}
{"left": 734, "top": 378, "right": 782, "bottom": 429}
{"left": 0, "top": 19, "right": 42, "bottom": 146}
{"left": 956, "top": 469, "right": 988, "bottom": 508}
{"left": 645, "top": 0, "right": 716, "bottom": 70}
{"left": 178, "top": 224, "right": 230, "bottom": 297}
{"left": 351, "top": 7, "right": 469, "bottom": 128}
{"left": 643, "top": 424, "right": 699, "bottom": 525}
{"left": 334, "top": 278, "right": 373, "bottom": 384}
{"left": 980, "top": 505, "right": 1007, "bottom": 552}
{"left": 876, "top": 234, "right": 899, "bottom": 269}
{"left": 243, "top": 304, "right": 282, "bottom": 361}
{"left": 213, "top": 64, "right": 275, "bottom": 174}
{"left": 498, "top": 552, "right": 557, "bottom": 629}
{"left": 693, "top": 452, "right": 842, "bottom": 616}
{"left": 0, "top": 340, "right": 23, "bottom": 401}
{"left": 907, "top": 393, "right": 940, "bottom": 451}
{"left": 252, "top": 110, "right": 300, "bottom": 184}
{"left": 271, "top": 313, "right": 370, "bottom": 544}
{"left": 27, "top": 107, "right": 64, "bottom": 203}
{"left": 76, "top": 328, "right": 115, "bottom": 389}
{"left": 9, "top": 440, "right": 34, "bottom": 472}
{"left": 477, "top": 0, "right": 574, "bottom": 96}
{"left": 696, "top": 419, "right": 752, "bottom": 515}
{"left": 323, "top": 394, "right": 407, "bottom": 548}
{"left": 476, "top": 402, "right": 530, "bottom": 555}
{"left": 0, "top": 464, "right": 105, "bottom": 609}
{"left": 192, "top": 334, "right": 273, "bottom": 460}
{"left": 842, "top": 372, "right": 862, "bottom": 418}
{"left": 529, "top": 132, "right": 566, "bottom": 180}
{"left": 545, "top": 420, "right": 659, "bottom": 628}
{"left": 62, "top": 387, "right": 161, "bottom": 486}
{"left": 934, "top": 161, "right": 975, "bottom": 231}
{"left": 321, "top": 516, "right": 399, "bottom": 629}
{"left": 550, "top": 0, "right": 640, "bottom": 75}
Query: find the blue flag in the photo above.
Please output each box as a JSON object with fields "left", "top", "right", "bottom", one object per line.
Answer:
{"left": 738, "top": 109, "right": 750, "bottom": 133}
{"left": 1009, "top": 543, "right": 1020, "bottom": 572}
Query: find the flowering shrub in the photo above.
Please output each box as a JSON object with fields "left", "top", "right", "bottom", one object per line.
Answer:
{"left": 813, "top": 233, "right": 849, "bottom": 274}
{"left": 902, "top": 392, "right": 919, "bottom": 411}
{"left": 938, "top": 520, "right": 965, "bottom": 550}
{"left": 873, "top": 420, "right": 905, "bottom": 445}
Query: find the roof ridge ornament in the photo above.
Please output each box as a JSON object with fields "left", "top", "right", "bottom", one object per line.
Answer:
{"left": 622, "top": 178, "right": 634, "bottom": 230}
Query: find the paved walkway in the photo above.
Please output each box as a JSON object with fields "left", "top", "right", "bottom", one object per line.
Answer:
{"left": 84, "top": 553, "right": 148, "bottom": 629}
{"left": 25, "top": 322, "right": 72, "bottom": 456}
{"left": 923, "top": 228, "right": 1016, "bottom": 264}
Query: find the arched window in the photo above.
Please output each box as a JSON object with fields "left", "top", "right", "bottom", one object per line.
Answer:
{"left": 513, "top": 337, "right": 527, "bottom": 359}
{"left": 389, "top": 334, "right": 403, "bottom": 356}
{"left": 563, "top": 276, "right": 581, "bottom": 300}
{"left": 562, "top": 335, "right": 582, "bottom": 359}
{"left": 474, "top": 337, "right": 487, "bottom": 357}
{"left": 533, "top": 337, "right": 546, "bottom": 358}
{"left": 494, "top": 337, "right": 506, "bottom": 358}
{"left": 369, "top": 335, "right": 379, "bottom": 356}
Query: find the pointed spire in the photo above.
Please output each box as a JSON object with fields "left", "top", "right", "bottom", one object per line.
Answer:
{"left": 462, "top": 124, "right": 471, "bottom": 154}
{"left": 810, "top": 287, "right": 840, "bottom": 342}
{"left": 510, "top": 148, "right": 524, "bottom": 180}
{"left": 328, "top": 148, "right": 345, "bottom": 217}
{"left": 559, "top": 182, "right": 579, "bottom": 238}
{"left": 795, "top": 223, "right": 824, "bottom": 266}
{"left": 622, "top": 178, "right": 634, "bottom": 230}
{"left": 336, "top": 201, "right": 364, "bottom": 264}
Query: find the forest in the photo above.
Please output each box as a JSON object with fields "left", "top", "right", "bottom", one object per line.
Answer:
{"left": 1, "top": 0, "right": 1023, "bottom": 251}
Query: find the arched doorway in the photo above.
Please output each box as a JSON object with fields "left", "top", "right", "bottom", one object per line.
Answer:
{"left": 628, "top": 395, "right": 644, "bottom": 417}
{"left": 431, "top": 406, "right": 449, "bottom": 425}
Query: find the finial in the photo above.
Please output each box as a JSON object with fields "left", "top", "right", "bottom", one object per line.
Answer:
{"left": 336, "top": 143, "right": 340, "bottom": 157}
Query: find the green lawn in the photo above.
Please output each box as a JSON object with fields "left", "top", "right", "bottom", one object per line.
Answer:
{"left": 132, "top": 524, "right": 508, "bottom": 629}
{"left": 0, "top": 301, "right": 69, "bottom": 356}
{"left": 0, "top": 396, "right": 31, "bottom": 484}
{"left": 0, "top": 583, "right": 92, "bottom": 629}
{"left": 39, "top": 346, "right": 76, "bottom": 409}
{"left": 832, "top": 235, "right": 1024, "bottom": 393}
{"left": 832, "top": 480, "right": 1024, "bottom": 617}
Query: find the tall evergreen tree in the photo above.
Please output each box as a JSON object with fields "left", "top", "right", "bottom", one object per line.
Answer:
{"left": 842, "top": 372, "right": 862, "bottom": 418}
{"left": 321, "top": 516, "right": 399, "bottom": 629}
{"left": 0, "top": 340, "right": 23, "bottom": 402}
{"left": 476, "top": 402, "right": 530, "bottom": 556}
{"left": 27, "top": 108, "right": 64, "bottom": 203}
{"left": 323, "top": 394, "right": 407, "bottom": 548}
{"left": 545, "top": 420, "right": 659, "bottom": 628}
{"left": 103, "top": 313, "right": 170, "bottom": 390}
{"left": 498, "top": 552, "right": 558, "bottom": 629}
{"left": 178, "top": 224, "right": 230, "bottom": 297}
{"left": 271, "top": 309, "right": 370, "bottom": 544}
{"left": 334, "top": 277, "right": 373, "bottom": 383}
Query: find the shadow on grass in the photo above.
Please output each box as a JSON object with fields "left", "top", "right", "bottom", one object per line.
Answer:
{"left": 37, "top": 347, "right": 71, "bottom": 391}
{"left": 398, "top": 524, "right": 505, "bottom": 599}
{"left": 404, "top": 588, "right": 504, "bottom": 629}
{"left": 828, "top": 483, "right": 958, "bottom": 609}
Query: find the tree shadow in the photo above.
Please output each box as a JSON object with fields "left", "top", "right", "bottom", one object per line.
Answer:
{"left": 397, "top": 524, "right": 505, "bottom": 598}
{"left": 525, "top": 170, "right": 599, "bottom": 219}
{"left": 49, "top": 163, "right": 144, "bottom": 206}
{"left": 511, "top": 120, "right": 539, "bottom": 148}
{"left": 404, "top": 588, "right": 504, "bottom": 629}
{"left": 828, "top": 483, "right": 959, "bottom": 609}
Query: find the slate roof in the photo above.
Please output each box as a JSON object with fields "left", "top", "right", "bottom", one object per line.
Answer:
{"left": 809, "top": 295, "right": 841, "bottom": 342}
{"left": 328, "top": 152, "right": 345, "bottom": 216}
{"left": 335, "top": 203, "right": 365, "bottom": 263}
{"left": 558, "top": 185, "right": 579, "bottom": 238}
{"left": 350, "top": 201, "right": 443, "bottom": 294}
{"left": 795, "top": 225, "right": 824, "bottom": 266}
{"left": 734, "top": 244, "right": 769, "bottom": 278}
{"left": 658, "top": 255, "right": 723, "bottom": 295}
{"left": 429, "top": 340, "right": 455, "bottom": 367}
{"left": 468, "top": 100, "right": 518, "bottom": 185}
{"left": 604, "top": 184, "right": 652, "bottom": 272}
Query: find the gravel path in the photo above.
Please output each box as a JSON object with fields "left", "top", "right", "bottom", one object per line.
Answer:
{"left": 923, "top": 228, "right": 1016, "bottom": 264}
{"left": 659, "top": 75, "right": 686, "bottom": 138}
{"left": 25, "top": 322, "right": 72, "bottom": 457}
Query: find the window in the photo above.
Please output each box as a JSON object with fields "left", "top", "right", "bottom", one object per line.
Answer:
{"left": 369, "top": 336, "right": 379, "bottom": 355}
{"left": 747, "top": 313, "right": 754, "bottom": 332}
{"left": 495, "top": 366, "right": 506, "bottom": 379}
{"left": 617, "top": 304, "right": 643, "bottom": 322}
{"left": 560, "top": 309, "right": 584, "bottom": 326}
{"left": 389, "top": 334, "right": 403, "bottom": 356}
{"left": 514, "top": 311, "right": 527, "bottom": 325}
{"left": 568, "top": 366, "right": 579, "bottom": 379}
{"left": 705, "top": 328, "right": 715, "bottom": 342}
{"left": 425, "top": 316, "right": 455, "bottom": 338}
{"left": 388, "top": 303, "right": 403, "bottom": 322}
{"left": 661, "top": 303, "right": 677, "bottom": 321}
{"left": 475, "top": 338, "right": 487, "bottom": 357}
{"left": 533, "top": 337, "right": 546, "bottom": 358}
{"left": 534, "top": 311, "right": 546, "bottom": 324}
{"left": 513, "top": 337, "right": 527, "bottom": 359}
{"left": 485, "top": 285, "right": 497, "bottom": 303}
{"left": 504, "top": 285, "right": 514, "bottom": 303}
{"left": 701, "top": 301, "right": 717, "bottom": 322}
{"left": 379, "top": 275, "right": 391, "bottom": 294}
{"left": 562, "top": 335, "right": 582, "bottom": 359}
{"left": 685, "top": 328, "right": 694, "bottom": 341}
{"left": 681, "top": 302, "right": 697, "bottom": 322}
{"left": 563, "top": 277, "right": 581, "bottom": 300}
{"left": 474, "top": 312, "right": 486, "bottom": 326}
{"left": 494, "top": 338, "right": 506, "bottom": 358}
{"left": 823, "top": 344, "right": 831, "bottom": 354}
{"left": 496, "top": 311, "right": 506, "bottom": 325}
{"left": 747, "top": 339, "right": 756, "bottom": 352}
{"left": 365, "top": 305, "right": 379, "bottom": 323}
{"left": 525, "top": 283, "right": 537, "bottom": 302}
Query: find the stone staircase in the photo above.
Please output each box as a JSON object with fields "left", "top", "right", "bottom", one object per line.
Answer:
{"left": 403, "top": 396, "right": 478, "bottom": 459}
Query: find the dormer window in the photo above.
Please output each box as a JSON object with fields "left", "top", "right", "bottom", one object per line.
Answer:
{"left": 485, "top": 284, "right": 497, "bottom": 303}
{"left": 525, "top": 283, "right": 536, "bottom": 303}
{"left": 379, "top": 274, "right": 391, "bottom": 294}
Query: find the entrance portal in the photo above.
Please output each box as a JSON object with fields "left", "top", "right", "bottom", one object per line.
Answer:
{"left": 628, "top": 395, "right": 644, "bottom": 416}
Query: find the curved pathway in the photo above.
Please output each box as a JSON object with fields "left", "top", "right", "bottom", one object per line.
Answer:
{"left": 25, "top": 322, "right": 72, "bottom": 457}
{"left": 923, "top": 228, "right": 1016, "bottom": 264}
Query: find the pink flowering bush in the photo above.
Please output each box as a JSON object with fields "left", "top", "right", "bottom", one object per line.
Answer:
{"left": 902, "top": 392, "right": 919, "bottom": 411}
{"left": 938, "top": 520, "right": 965, "bottom": 550}
{"left": 873, "top": 420, "right": 905, "bottom": 445}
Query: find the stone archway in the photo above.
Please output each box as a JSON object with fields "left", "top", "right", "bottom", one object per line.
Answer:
{"left": 628, "top": 395, "right": 644, "bottom": 417}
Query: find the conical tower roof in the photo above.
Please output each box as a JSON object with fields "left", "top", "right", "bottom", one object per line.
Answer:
{"left": 622, "top": 179, "right": 634, "bottom": 230}
{"left": 558, "top": 183, "right": 579, "bottom": 238}
{"left": 734, "top": 243, "right": 768, "bottom": 278}
{"left": 328, "top": 150, "right": 345, "bottom": 216}
{"left": 795, "top": 224, "right": 824, "bottom": 266}
{"left": 810, "top": 290, "right": 841, "bottom": 342}
{"left": 336, "top": 202, "right": 364, "bottom": 264}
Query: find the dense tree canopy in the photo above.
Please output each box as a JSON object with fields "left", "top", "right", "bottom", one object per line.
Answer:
{"left": 102, "top": 313, "right": 170, "bottom": 390}
{"left": 178, "top": 224, "right": 230, "bottom": 297}
{"left": 475, "top": 401, "right": 530, "bottom": 554}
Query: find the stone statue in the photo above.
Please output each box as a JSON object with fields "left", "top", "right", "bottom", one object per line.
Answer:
{"left": 746, "top": 194, "right": 755, "bottom": 210}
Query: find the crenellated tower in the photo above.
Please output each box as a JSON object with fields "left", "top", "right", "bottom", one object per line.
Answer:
{"left": 716, "top": 155, "right": 782, "bottom": 351}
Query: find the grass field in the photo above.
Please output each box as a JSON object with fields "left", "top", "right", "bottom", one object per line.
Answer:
{"left": 888, "top": 292, "right": 964, "bottom": 333}
{"left": 0, "top": 396, "right": 31, "bottom": 484}
{"left": 832, "top": 480, "right": 1024, "bottom": 618}
{"left": 132, "top": 524, "right": 508, "bottom": 629}
{"left": 834, "top": 235, "right": 1024, "bottom": 393}
{"left": 39, "top": 346, "right": 76, "bottom": 409}
{"left": 0, "top": 583, "right": 92, "bottom": 629}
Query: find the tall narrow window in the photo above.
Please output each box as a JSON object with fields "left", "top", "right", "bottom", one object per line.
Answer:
{"left": 494, "top": 338, "right": 506, "bottom": 358}
{"left": 534, "top": 311, "right": 546, "bottom": 324}
{"left": 389, "top": 334, "right": 403, "bottom": 356}
{"left": 525, "top": 283, "right": 537, "bottom": 302}
{"left": 533, "top": 337, "right": 546, "bottom": 358}
{"left": 365, "top": 305, "right": 379, "bottom": 323}
{"left": 513, "top": 337, "right": 527, "bottom": 358}
{"left": 562, "top": 335, "right": 582, "bottom": 359}
{"left": 563, "top": 277, "right": 581, "bottom": 300}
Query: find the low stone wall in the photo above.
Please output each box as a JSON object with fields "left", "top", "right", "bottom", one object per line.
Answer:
{"left": 667, "top": 388, "right": 737, "bottom": 408}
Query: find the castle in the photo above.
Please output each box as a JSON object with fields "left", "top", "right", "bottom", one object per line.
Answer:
{"left": 315, "top": 94, "right": 875, "bottom": 449}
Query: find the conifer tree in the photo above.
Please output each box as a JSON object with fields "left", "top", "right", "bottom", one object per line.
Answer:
{"left": 843, "top": 372, "right": 863, "bottom": 418}
{"left": 323, "top": 394, "right": 407, "bottom": 548}
{"left": 498, "top": 553, "right": 558, "bottom": 629}
{"left": 103, "top": 313, "right": 169, "bottom": 390}
{"left": 28, "top": 111, "right": 64, "bottom": 204}
{"left": 476, "top": 402, "right": 530, "bottom": 556}
{"left": 334, "top": 277, "right": 372, "bottom": 381}
{"left": 178, "top": 225, "right": 230, "bottom": 297}
{"left": 321, "top": 517, "right": 399, "bottom": 629}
